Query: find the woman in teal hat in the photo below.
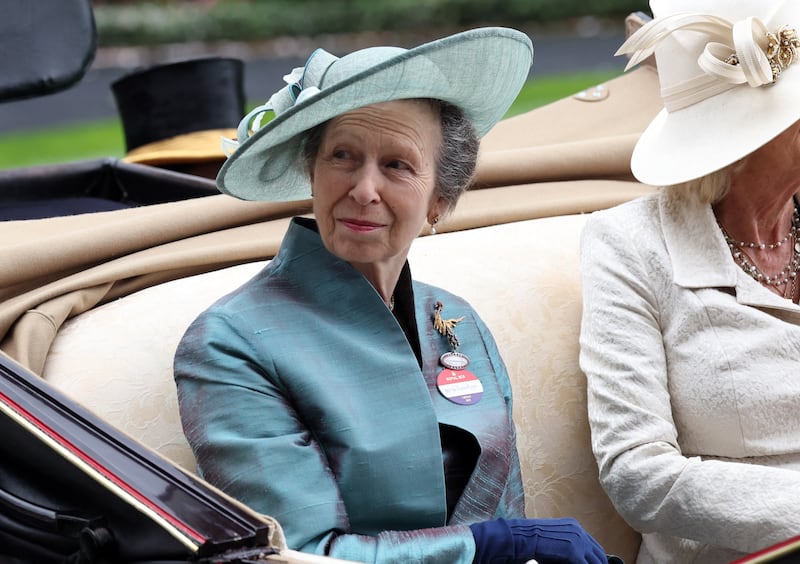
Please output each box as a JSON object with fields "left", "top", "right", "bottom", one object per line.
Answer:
{"left": 175, "top": 27, "right": 607, "bottom": 564}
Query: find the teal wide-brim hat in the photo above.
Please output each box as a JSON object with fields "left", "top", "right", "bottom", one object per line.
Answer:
{"left": 217, "top": 27, "right": 533, "bottom": 201}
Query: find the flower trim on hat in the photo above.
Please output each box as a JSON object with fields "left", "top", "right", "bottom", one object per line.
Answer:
{"left": 764, "top": 26, "right": 800, "bottom": 79}
{"left": 221, "top": 49, "right": 333, "bottom": 157}
{"left": 618, "top": 12, "right": 800, "bottom": 112}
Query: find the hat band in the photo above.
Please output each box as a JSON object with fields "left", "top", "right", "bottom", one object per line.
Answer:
{"left": 618, "top": 12, "right": 800, "bottom": 112}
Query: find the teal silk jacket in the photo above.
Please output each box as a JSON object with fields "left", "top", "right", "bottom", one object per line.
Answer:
{"left": 175, "top": 218, "right": 525, "bottom": 563}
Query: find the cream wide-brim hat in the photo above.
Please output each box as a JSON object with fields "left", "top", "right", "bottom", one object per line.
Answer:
{"left": 622, "top": 0, "right": 800, "bottom": 186}
{"left": 217, "top": 27, "right": 533, "bottom": 202}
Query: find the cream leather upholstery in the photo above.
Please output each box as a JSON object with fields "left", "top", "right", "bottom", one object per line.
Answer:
{"left": 41, "top": 213, "right": 641, "bottom": 562}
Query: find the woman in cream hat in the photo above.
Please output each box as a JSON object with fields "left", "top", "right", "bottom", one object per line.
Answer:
{"left": 580, "top": 1, "right": 800, "bottom": 562}
{"left": 175, "top": 27, "right": 608, "bottom": 564}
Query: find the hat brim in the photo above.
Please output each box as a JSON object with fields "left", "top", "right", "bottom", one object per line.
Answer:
{"left": 631, "top": 69, "right": 800, "bottom": 186}
{"left": 217, "top": 27, "right": 533, "bottom": 202}
{"left": 124, "top": 129, "right": 235, "bottom": 165}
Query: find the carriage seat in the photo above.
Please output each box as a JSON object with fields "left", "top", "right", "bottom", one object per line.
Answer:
{"left": 41, "top": 212, "right": 642, "bottom": 562}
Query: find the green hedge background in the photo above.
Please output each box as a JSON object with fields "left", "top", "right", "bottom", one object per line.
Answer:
{"left": 93, "top": 0, "right": 650, "bottom": 46}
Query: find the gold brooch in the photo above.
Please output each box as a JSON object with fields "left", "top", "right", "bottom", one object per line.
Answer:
{"left": 433, "top": 301, "right": 464, "bottom": 351}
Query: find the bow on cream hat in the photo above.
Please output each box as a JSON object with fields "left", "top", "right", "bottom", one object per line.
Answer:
{"left": 619, "top": 0, "right": 800, "bottom": 186}
{"left": 216, "top": 27, "right": 533, "bottom": 202}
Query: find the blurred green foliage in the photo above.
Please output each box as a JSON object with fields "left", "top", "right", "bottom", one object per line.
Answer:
{"left": 93, "top": 0, "right": 649, "bottom": 46}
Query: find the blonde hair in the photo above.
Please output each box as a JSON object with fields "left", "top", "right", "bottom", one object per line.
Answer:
{"left": 666, "top": 159, "right": 745, "bottom": 204}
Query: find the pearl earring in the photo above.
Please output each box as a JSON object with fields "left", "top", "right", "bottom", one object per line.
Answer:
{"left": 430, "top": 216, "right": 440, "bottom": 235}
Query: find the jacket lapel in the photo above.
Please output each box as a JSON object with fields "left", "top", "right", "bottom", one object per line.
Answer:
{"left": 279, "top": 220, "right": 449, "bottom": 532}
{"left": 415, "top": 288, "right": 514, "bottom": 523}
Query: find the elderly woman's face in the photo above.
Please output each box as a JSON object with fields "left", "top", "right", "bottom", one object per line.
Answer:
{"left": 310, "top": 99, "right": 445, "bottom": 269}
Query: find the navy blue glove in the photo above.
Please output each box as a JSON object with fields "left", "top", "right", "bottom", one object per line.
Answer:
{"left": 470, "top": 517, "right": 608, "bottom": 564}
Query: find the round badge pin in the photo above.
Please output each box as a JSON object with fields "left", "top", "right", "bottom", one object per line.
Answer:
{"left": 439, "top": 351, "right": 469, "bottom": 370}
{"left": 436, "top": 369, "right": 483, "bottom": 405}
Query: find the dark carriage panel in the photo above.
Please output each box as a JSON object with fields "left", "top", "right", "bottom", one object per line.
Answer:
{"left": 0, "top": 159, "right": 220, "bottom": 220}
{"left": 0, "top": 354, "right": 275, "bottom": 563}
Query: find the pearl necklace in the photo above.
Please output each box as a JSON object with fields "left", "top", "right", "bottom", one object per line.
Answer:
{"left": 729, "top": 206, "right": 800, "bottom": 250}
{"left": 718, "top": 206, "right": 800, "bottom": 287}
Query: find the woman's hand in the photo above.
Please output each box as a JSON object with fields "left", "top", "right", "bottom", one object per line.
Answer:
{"left": 470, "top": 517, "right": 608, "bottom": 564}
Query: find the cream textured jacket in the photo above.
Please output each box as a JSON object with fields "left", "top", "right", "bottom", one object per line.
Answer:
{"left": 579, "top": 188, "right": 800, "bottom": 564}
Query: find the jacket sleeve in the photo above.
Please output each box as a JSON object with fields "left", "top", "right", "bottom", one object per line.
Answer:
{"left": 174, "top": 309, "right": 478, "bottom": 564}
{"left": 578, "top": 212, "right": 800, "bottom": 554}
